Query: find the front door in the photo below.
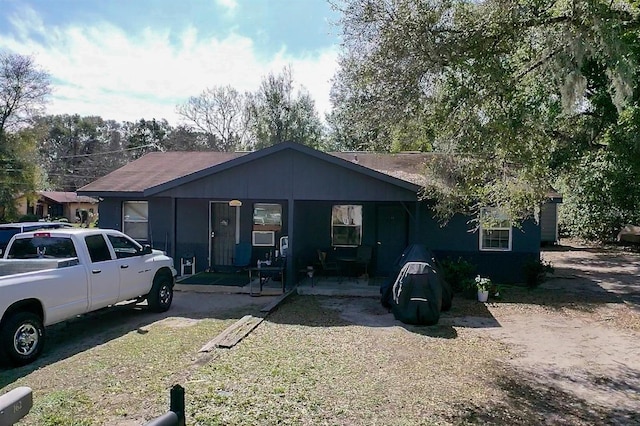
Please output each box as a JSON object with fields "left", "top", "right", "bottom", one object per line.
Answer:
{"left": 210, "top": 202, "right": 236, "bottom": 267}
{"left": 375, "top": 204, "right": 408, "bottom": 276}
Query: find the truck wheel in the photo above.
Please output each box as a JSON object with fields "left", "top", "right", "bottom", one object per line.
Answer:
{"left": 1, "top": 312, "right": 45, "bottom": 366}
{"left": 147, "top": 274, "right": 173, "bottom": 312}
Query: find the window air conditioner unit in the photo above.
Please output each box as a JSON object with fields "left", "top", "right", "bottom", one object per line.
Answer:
{"left": 252, "top": 230, "right": 275, "bottom": 247}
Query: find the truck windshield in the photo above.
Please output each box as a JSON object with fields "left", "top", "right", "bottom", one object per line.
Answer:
{"left": 7, "top": 237, "right": 77, "bottom": 259}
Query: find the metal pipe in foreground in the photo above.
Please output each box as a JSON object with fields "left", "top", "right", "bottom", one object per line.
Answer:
{"left": 144, "top": 411, "right": 179, "bottom": 426}
{"left": 144, "top": 384, "right": 185, "bottom": 426}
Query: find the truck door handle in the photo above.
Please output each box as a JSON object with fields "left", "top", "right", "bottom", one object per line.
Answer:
{"left": 120, "top": 265, "right": 129, "bottom": 269}
{"left": 92, "top": 269, "right": 101, "bottom": 274}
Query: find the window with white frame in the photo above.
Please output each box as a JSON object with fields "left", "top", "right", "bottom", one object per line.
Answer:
{"left": 332, "top": 205, "right": 362, "bottom": 247}
{"left": 479, "top": 207, "right": 512, "bottom": 251}
{"left": 123, "top": 201, "right": 148, "bottom": 241}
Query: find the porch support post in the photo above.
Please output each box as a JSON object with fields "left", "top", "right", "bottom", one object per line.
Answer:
{"left": 414, "top": 199, "right": 420, "bottom": 243}
{"left": 286, "top": 198, "right": 295, "bottom": 289}
{"left": 171, "top": 197, "right": 177, "bottom": 265}
{"left": 235, "top": 205, "right": 241, "bottom": 244}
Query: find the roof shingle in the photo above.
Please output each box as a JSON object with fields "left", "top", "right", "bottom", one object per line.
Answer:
{"left": 79, "top": 151, "right": 246, "bottom": 193}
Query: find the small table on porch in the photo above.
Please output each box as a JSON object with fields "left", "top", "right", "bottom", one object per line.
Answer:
{"left": 248, "top": 265, "right": 286, "bottom": 296}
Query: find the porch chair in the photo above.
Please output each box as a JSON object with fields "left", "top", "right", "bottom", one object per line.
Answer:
{"left": 233, "top": 242, "right": 252, "bottom": 271}
{"left": 355, "top": 245, "right": 373, "bottom": 279}
{"left": 317, "top": 249, "right": 340, "bottom": 278}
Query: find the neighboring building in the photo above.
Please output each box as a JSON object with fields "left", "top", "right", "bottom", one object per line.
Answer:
{"left": 15, "top": 191, "right": 98, "bottom": 224}
{"left": 539, "top": 190, "right": 563, "bottom": 245}
{"left": 78, "top": 142, "right": 550, "bottom": 285}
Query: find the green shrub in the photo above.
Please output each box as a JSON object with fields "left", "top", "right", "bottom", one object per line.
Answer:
{"left": 439, "top": 257, "right": 476, "bottom": 293}
{"left": 18, "top": 214, "right": 39, "bottom": 222}
{"left": 522, "top": 258, "right": 554, "bottom": 288}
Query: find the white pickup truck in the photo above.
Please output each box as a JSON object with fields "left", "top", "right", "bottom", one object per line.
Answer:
{"left": 0, "top": 228, "right": 177, "bottom": 366}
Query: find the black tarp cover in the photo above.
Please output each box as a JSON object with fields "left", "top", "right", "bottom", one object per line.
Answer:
{"left": 391, "top": 271, "right": 441, "bottom": 325}
{"left": 380, "top": 244, "right": 452, "bottom": 320}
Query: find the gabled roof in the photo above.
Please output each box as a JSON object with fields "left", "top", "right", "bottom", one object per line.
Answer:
{"left": 79, "top": 142, "right": 423, "bottom": 196}
{"left": 39, "top": 191, "right": 98, "bottom": 204}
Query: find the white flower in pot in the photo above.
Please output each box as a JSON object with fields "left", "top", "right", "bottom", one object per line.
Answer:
{"left": 475, "top": 275, "right": 491, "bottom": 302}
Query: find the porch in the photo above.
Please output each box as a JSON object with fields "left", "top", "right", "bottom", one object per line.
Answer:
{"left": 175, "top": 274, "right": 384, "bottom": 298}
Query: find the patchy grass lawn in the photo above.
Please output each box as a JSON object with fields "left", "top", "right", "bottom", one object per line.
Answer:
{"left": 1, "top": 289, "right": 639, "bottom": 425}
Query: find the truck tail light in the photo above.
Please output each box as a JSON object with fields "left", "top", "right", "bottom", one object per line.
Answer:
{"left": 34, "top": 233, "right": 51, "bottom": 237}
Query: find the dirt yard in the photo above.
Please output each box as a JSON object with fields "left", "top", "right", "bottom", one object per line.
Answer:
{"left": 318, "top": 240, "right": 640, "bottom": 423}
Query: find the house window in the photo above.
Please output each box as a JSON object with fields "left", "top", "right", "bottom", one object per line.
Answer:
{"left": 123, "top": 201, "right": 148, "bottom": 241}
{"left": 253, "top": 203, "right": 282, "bottom": 231}
{"left": 479, "top": 207, "right": 512, "bottom": 251}
{"left": 332, "top": 205, "right": 362, "bottom": 247}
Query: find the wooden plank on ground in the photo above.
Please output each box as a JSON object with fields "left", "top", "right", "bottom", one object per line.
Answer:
{"left": 199, "top": 315, "right": 264, "bottom": 352}
{"left": 260, "top": 288, "right": 296, "bottom": 313}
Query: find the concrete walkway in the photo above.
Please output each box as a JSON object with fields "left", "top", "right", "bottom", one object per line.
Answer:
{"left": 296, "top": 276, "right": 381, "bottom": 297}
{"left": 175, "top": 276, "right": 383, "bottom": 298}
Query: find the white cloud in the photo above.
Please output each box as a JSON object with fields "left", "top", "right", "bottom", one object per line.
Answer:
{"left": 0, "top": 7, "right": 338, "bottom": 125}
{"left": 215, "top": 0, "right": 238, "bottom": 12}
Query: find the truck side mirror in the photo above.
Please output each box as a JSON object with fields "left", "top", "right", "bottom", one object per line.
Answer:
{"left": 141, "top": 245, "right": 153, "bottom": 255}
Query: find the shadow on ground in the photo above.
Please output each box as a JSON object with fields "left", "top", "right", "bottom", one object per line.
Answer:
{"left": 0, "top": 292, "right": 275, "bottom": 387}
{"left": 445, "top": 365, "right": 640, "bottom": 425}
{"left": 461, "top": 242, "right": 640, "bottom": 313}
{"left": 261, "top": 293, "right": 502, "bottom": 341}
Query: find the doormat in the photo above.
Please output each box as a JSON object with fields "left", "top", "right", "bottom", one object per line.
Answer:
{"left": 178, "top": 272, "right": 250, "bottom": 287}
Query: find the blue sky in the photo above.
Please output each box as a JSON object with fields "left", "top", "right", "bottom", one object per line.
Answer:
{"left": 0, "top": 0, "right": 341, "bottom": 124}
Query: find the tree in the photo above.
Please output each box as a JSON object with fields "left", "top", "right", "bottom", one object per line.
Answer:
{"left": 331, "top": 0, "right": 639, "bottom": 227}
{"left": 248, "top": 67, "right": 324, "bottom": 149}
{"left": 0, "top": 53, "right": 50, "bottom": 135}
{"left": 177, "top": 86, "right": 251, "bottom": 151}
{"left": 163, "top": 125, "right": 212, "bottom": 151}
{"left": 0, "top": 52, "right": 50, "bottom": 221}
{"left": 0, "top": 128, "right": 46, "bottom": 220}
{"left": 36, "top": 115, "right": 118, "bottom": 191}
{"left": 35, "top": 115, "right": 211, "bottom": 192}
{"left": 124, "top": 118, "right": 171, "bottom": 160}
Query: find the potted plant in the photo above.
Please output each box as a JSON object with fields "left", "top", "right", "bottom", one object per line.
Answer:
{"left": 475, "top": 275, "right": 491, "bottom": 302}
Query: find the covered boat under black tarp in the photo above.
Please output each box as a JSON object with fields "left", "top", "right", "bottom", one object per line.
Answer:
{"left": 380, "top": 244, "right": 452, "bottom": 325}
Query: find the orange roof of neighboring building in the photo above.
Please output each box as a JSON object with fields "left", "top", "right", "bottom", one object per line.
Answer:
{"left": 39, "top": 191, "right": 98, "bottom": 204}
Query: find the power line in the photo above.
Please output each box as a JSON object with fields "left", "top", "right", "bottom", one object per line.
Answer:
{"left": 55, "top": 143, "right": 158, "bottom": 159}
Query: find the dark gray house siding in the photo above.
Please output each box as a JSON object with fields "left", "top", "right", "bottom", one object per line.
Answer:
{"left": 96, "top": 198, "right": 123, "bottom": 230}
{"left": 98, "top": 197, "right": 175, "bottom": 253}
{"left": 422, "top": 210, "right": 540, "bottom": 283}
{"left": 151, "top": 149, "right": 416, "bottom": 202}
{"left": 175, "top": 198, "right": 208, "bottom": 271}
{"left": 81, "top": 142, "right": 543, "bottom": 285}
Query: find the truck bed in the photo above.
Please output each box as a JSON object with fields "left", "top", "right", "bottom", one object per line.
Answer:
{"left": 0, "top": 258, "right": 80, "bottom": 277}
